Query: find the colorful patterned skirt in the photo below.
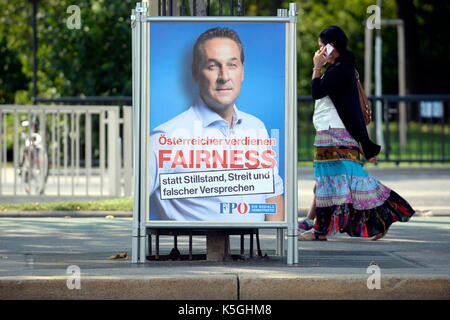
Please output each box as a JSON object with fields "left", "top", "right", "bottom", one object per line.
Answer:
{"left": 313, "top": 128, "right": 415, "bottom": 237}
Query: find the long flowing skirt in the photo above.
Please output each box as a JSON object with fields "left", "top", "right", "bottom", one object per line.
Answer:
{"left": 313, "top": 128, "right": 415, "bottom": 237}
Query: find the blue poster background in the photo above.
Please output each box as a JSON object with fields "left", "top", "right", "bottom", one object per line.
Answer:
{"left": 149, "top": 21, "right": 286, "bottom": 180}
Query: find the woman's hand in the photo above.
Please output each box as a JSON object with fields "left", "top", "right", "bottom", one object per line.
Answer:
{"left": 367, "top": 157, "right": 378, "bottom": 164}
{"left": 313, "top": 47, "right": 328, "bottom": 69}
{"left": 359, "top": 145, "right": 378, "bottom": 164}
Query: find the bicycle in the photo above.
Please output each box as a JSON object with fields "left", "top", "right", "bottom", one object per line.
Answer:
{"left": 18, "top": 118, "right": 49, "bottom": 195}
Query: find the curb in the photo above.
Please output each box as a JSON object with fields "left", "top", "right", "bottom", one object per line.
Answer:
{"left": 238, "top": 276, "right": 450, "bottom": 300}
{"left": 0, "top": 211, "right": 133, "bottom": 218}
{"left": 0, "top": 275, "right": 237, "bottom": 300}
{"left": 1, "top": 275, "right": 449, "bottom": 300}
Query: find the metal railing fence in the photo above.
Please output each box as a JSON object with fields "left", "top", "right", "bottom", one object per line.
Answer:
{"left": 8, "top": 0, "right": 246, "bottom": 199}
{"left": 0, "top": 105, "right": 132, "bottom": 197}
{"left": 298, "top": 95, "right": 450, "bottom": 164}
{"left": 156, "top": 0, "right": 245, "bottom": 16}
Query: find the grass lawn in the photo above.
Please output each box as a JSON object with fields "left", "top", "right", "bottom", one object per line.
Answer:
{"left": 0, "top": 197, "right": 133, "bottom": 212}
{"left": 297, "top": 119, "right": 450, "bottom": 163}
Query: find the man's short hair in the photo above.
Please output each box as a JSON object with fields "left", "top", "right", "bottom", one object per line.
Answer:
{"left": 192, "top": 27, "right": 245, "bottom": 78}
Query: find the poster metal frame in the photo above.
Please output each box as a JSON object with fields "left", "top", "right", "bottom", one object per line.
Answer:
{"left": 131, "top": 2, "right": 298, "bottom": 264}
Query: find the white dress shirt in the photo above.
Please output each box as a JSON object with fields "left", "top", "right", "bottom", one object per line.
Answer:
{"left": 313, "top": 95, "right": 345, "bottom": 131}
{"left": 149, "top": 99, "right": 284, "bottom": 221}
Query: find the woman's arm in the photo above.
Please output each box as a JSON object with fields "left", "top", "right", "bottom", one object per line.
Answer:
{"left": 311, "top": 47, "right": 343, "bottom": 99}
{"left": 312, "top": 68, "right": 322, "bottom": 80}
{"left": 311, "top": 64, "right": 344, "bottom": 99}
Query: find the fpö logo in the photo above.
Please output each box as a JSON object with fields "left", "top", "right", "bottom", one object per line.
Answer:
{"left": 219, "top": 203, "right": 276, "bottom": 215}
{"left": 220, "top": 202, "right": 250, "bottom": 214}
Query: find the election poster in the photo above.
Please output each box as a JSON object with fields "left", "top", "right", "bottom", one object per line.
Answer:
{"left": 148, "top": 22, "right": 286, "bottom": 223}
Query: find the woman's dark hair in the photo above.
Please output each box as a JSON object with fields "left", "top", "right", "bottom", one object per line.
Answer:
{"left": 319, "top": 25, "right": 355, "bottom": 64}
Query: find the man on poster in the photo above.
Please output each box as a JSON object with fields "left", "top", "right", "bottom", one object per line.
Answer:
{"left": 149, "top": 27, "right": 284, "bottom": 221}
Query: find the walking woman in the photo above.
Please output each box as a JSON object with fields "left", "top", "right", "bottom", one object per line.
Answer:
{"left": 299, "top": 26, "right": 415, "bottom": 241}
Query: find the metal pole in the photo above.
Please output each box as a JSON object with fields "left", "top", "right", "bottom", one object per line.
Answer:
{"left": 287, "top": 2, "right": 298, "bottom": 265}
{"left": 75, "top": 112, "right": 80, "bottom": 194}
{"left": 13, "top": 112, "right": 18, "bottom": 195}
{"left": 181, "top": 0, "right": 187, "bottom": 16}
{"left": 276, "top": 228, "right": 284, "bottom": 256}
{"left": 277, "top": 8, "right": 287, "bottom": 17}
{"left": 31, "top": 0, "right": 38, "bottom": 104}
{"left": 131, "top": 6, "right": 140, "bottom": 263}
{"left": 190, "top": 0, "right": 206, "bottom": 16}
{"left": 99, "top": 111, "right": 105, "bottom": 195}
{"left": 123, "top": 107, "right": 133, "bottom": 196}
{"left": 173, "top": 0, "right": 180, "bottom": 16}
{"left": 0, "top": 113, "right": 3, "bottom": 195}
{"left": 240, "top": 0, "right": 245, "bottom": 16}
{"left": 146, "top": 0, "right": 158, "bottom": 16}
{"left": 107, "top": 109, "right": 120, "bottom": 196}
{"left": 398, "top": 22, "right": 407, "bottom": 152}
{"left": 364, "top": 27, "right": 373, "bottom": 96}
{"left": 85, "top": 111, "right": 92, "bottom": 195}
{"left": 63, "top": 113, "right": 68, "bottom": 191}
{"left": 39, "top": 111, "right": 47, "bottom": 195}
{"left": 139, "top": 1, "right": 150, "bottom": 263}
{"left": 374, "top": 0, "right": 384, "bottom": 148}
{"left": 56, "top": 111, "right": 61, "bottom": 195}
{"left": 51, "top": 113, "right": 56, "bottom": 192}
{"left": 71, "top": 111, "right": 75, "bottom": 195}
{"left": 277, "top": 7, "right": 288, "bottom": 258}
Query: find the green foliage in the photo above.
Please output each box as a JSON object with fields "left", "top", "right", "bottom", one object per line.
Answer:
{"left": 0, "top": 0, "right": 133, "bottom": 104}
{"left": 410, "top": 0, "right": 450, "bottom": 94}
{"left": 295, "top": 0, "right": 397, "bottom": 95}
{"left": 0, "top": 37, "right": 28, "bottom": 104}
{"left": 0, "top": 197, "right": 133, "bottom": 212}
{"left": 0, "top": 0, "right": 448, "bottom": 104}
{"left": 245, "top": 0, "right": 398, "bottom": 95}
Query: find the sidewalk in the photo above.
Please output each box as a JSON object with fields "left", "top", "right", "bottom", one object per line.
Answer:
{"left": 1, "top": 166, "right": 449, "bottom": 300}
{"left": 2, "top": 166, "right": 450, "bottom": 216}
{"left": 298, "top": 165, "right": 450, "bottom": 214}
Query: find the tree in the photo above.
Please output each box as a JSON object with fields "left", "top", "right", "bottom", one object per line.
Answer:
{"left": 0, "top": 0, "right": 133, "bottom": 103}
{"left": 396, "top": 0, "right": 420, "bottom": 94}
{"left": 397, "top": 0, "right": 450, "bottom": 94}
{"left": 1, "top": 0, "right": 448, "bottom": 104}
{"left": 0, "top": 37, "right": 28, "bottom": 104}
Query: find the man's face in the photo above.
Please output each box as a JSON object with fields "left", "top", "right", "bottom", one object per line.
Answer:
{"left": 195, "top": 37, "right": 244, "bottom": 114}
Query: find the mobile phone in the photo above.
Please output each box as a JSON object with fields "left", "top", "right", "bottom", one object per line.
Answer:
{"left": 323, "top": 43, "right": 334, "bottom": 58}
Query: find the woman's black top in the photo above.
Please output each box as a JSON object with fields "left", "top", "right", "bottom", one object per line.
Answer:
{"left": 311, "top": 54, "right": 381, "bottom": 159}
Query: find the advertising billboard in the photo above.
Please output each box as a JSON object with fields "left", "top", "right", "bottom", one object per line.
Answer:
{"left": 146, "top": 21, "right": 287, "bottom": 224}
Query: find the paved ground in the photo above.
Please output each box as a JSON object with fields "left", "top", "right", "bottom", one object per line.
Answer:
{"left": 2, "top": 165, "right": 450, "bottom": 212}
{"left": 1, "top": 215, "right": 449, "bottom": 299}
{"left": 298, "top": 166, "right": 450, "bottom": 211}
{"left": 0, "top": 166, "right": 449, "bottom": 300}
{"left": 0, "top": 167, "right": 115, "bottom": 198}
